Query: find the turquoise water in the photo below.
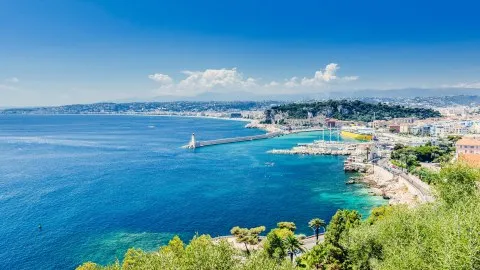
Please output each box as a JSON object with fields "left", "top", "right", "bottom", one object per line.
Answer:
{"left": 0, "top": 115, "right": 385, "bottom": 269}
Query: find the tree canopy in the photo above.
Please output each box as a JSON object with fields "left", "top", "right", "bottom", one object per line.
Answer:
{"left": 270, "top": 100, "right": 440, "bottom": 122}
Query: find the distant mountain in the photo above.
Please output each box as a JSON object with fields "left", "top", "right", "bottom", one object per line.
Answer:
{"left": 329, "top": 88, "right": 480, "bottom": 98}
{"left": 144, "top": 88, "right": 480, "bottom": 102}
{"left": 149, "top": 91, "right": 326, "bottom": 102}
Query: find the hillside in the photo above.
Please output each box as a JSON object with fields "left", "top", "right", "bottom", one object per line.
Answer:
{"left": 269, "top": 100, "right": 441, "bottom": 122}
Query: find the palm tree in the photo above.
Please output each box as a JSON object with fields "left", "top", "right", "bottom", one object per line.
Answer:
{"left": 308, "top": 218, "right": 326, "bottom": 243}
{"left": 283, "top": 234, "right": 304, "bottom": 263}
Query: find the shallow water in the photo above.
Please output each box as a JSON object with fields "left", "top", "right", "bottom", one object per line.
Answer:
{"left": 0, "top": 115, "right": 385, "bottom": 269}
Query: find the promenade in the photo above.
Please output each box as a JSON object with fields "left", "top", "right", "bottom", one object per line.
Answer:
{"left": 376, "top": 159, "right": 434, "bottom": 203}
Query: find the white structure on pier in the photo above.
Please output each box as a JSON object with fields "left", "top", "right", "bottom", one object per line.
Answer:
{"left": 188, "top": 133, "right": 197, "bottom": 149}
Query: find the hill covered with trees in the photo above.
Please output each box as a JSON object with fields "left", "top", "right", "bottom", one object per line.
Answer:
{"left": 268, "top": 100, "right": 441, "bottom": 122}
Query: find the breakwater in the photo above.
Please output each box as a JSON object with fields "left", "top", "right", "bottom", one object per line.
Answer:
{"left": 184, "top": 132, "right": 283, "bottom": 148}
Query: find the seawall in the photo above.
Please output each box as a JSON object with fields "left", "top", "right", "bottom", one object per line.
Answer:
{"left": 185, "top": 132, "right": 283, "bottom": 148}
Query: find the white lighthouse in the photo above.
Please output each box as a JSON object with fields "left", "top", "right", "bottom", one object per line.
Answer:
{"left": 188, "top": 133, "right": 196, "bottom": 149}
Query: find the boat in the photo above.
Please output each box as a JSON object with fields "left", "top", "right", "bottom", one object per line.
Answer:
{"left": 340, "top": 127, "right": 374, "bottom": 141}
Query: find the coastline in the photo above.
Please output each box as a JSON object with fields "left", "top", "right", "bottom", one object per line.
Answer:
{"left": 1, "top": 112, "right": 255, "bottom": 122}
{"left": 356, "top": 165, "right": 420, "bottom": 206}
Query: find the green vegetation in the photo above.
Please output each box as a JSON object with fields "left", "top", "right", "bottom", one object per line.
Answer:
{"left": 298, "top": 162, "right": 480, "bottom": 269}
{"left": 390, "top": 138, "right": 458, "bottom": 183}
{"left": 308, "top": 218, "right": 326, "bottom": 243}
{"left": 284, "top": 235, "right": 305, "bottom": 263}
{"left": 263, "top": 222, "right": 301, "bottom": 261}
{"left": 230, "top": 226, "right": 266, "bottom": 255}
{"left": 79, "top": 162, "right": 480, "bottom": 270}
{"left": 78, "top": 234, "right": 295, "bottom": 270}
{"left": 269, "top": 100, "right": 440, "bottom": 122}
{"left": 277, "top": 222, "right": 297, "bottom": 232}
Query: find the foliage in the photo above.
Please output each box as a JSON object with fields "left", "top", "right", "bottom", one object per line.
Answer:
{"left": 263, "top": 228, "right": 295, "bottom": 261}
{"left": 78, "top": 235, "right": 277, "bottom": 270}
{"left": 77, "top": 262, "right": 103, "bottom": 270}
{"left": 300, "top": 210, "right": 362, "bottom": 269}
{"left": 410, "top": 167, "right": 439, "bottom": 184}
{"left": 269, "top": 100, "right": 440, "bottom": 122}
{"left": 364, "top": 205, "right": 396, "bottom": 225}
{"left": 435, "top": 162, "right": 480, "bottom": 205}
{"left": 230, "top": 226, "right": 266, "bottom": 254}
{"left": 283, "top": 235, "right": 305, "bottom": 262}
{"left": 277, "top": 222, "right": 297, "bottom": 232}
{"left": 308, "top": 218, "right": 326, "bottom": 243}
{"left": 390, "top": 140, "right": 456, "bottom": 178}
{"left": 300, "top": 162, "right": 480, "bottom": 270}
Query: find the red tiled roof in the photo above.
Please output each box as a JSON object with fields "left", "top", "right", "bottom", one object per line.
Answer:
{"left": 457, "top": 138, "right": 480, "bottom": 146}
{"left": 459, "top": 153, "right": 480, "bottom": 168}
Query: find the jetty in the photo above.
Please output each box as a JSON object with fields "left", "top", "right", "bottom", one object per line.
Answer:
{"left": 183, "top": 132, "right": 283, "bottom": 149}
{"left": 268, "top": 140, "right": 371, "bottom": 156}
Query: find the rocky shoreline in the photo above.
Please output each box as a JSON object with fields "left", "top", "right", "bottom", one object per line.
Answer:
{"left": 349, "top": 166, "right": 419, "bottom": 206}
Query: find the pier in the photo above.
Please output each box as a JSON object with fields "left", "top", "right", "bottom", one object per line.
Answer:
{"left": 183, "top": 132, "right": 283, "bottom": 148}
{"left": 268, "top": 140, "right": 372, "bottom": 156}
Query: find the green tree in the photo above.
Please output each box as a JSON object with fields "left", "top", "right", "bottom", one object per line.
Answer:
{"left": 76, "top": 262, "right": 102, "bottom": 270}
{"left": 283, "top": 234, "right": 304, "bottom": 263}
{"left": 308, "top": 218, "right": 326, "bottom": 243}
{"left": 325, "top": 210, "right": 361, "bottom": 245}
{"left": 277, "top": 221, "right": 297, "bottom": 232}
{"left": 159, "top": 235, "right": 185, "bottom": 258}
{"left": 300, "top": 210, "right": 362, "bottom": 269}
{"left": 263, "top": 228, "right": 294, "bottom": 260}
{"left": 122, "top": 248, "right": 145, "bottom": 269}
{"left": 230, "top": 226, "right": 266, "bottom": 255}
{"left": 436, "top": 162, "right": 480, "bottom": 205}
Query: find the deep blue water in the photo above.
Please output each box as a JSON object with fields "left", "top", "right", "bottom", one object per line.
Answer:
{"left": 0, "top": 115, "right": 385, "bottom": 269}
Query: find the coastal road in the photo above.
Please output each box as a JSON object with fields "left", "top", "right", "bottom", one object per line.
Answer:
{"left": 301, "top": 234, "right": 324, "bottom": 250}
{"left": 376, "top": 159, "right": 434, "bottom": 202}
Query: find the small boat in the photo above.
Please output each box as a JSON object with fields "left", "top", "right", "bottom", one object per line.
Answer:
{"left": 264, "top": 162, "right": 275, "bottom": 167}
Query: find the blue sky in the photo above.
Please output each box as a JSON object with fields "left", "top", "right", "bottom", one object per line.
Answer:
{"left": 1, "top": 0, "right": 480, "bottom": 106}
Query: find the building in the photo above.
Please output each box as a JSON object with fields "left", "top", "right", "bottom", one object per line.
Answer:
{"left": 325, "top": 118, "right": 337, "bottom": 128}
{"left": 392, "top": 117, "right": 417, "bottom": 124}
{"left": 389, "top": 125, "right": 400, "bottom": 133}
{"left": 399, "top": 124, "right": 411, "bottom": 134}
{"left": 372, "top": 120, "right": 388, "bottom": 129}
{"left": 430, "top": 125, "right": 448, "bottom": 138}
{"left": 459, "top": 154, "right": 480, "bottom": 168}
{"left": 456, "top": 137, "right": 480, "bottom": 155}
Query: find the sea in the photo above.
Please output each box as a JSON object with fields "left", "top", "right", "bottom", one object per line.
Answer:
{"left": 0, "top": 115, "right": 385, "bottom": 269}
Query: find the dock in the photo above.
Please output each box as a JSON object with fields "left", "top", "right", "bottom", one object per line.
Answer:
{"left": 268, "top": 140, "right": 371, "bottom": 156}
{"left": 183, "top": 132, "right": 283, "bottom": 148}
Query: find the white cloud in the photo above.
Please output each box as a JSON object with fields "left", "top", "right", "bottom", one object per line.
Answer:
{"left": 5, "top": 77, "right": 19, "bottom": 83}
{"left": 285, "top": 77, "right": 300, "bottom": 88}
{"left": 149, "top": 63, "right": 357, "bottom": 95}
{"left": 178, "top": 68, "right": 256, "bottom": 89}
{"left": 298, "top": 63, "right": 358, "bottom": 87}
{"left": 445, "top": 82, "right": 480, "bottom": 89}
{"left": 265, "top": 81, "right": 280, "bottom": 87}
{"left": 148, "top": 73, "right": 173, "bottom": 85}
